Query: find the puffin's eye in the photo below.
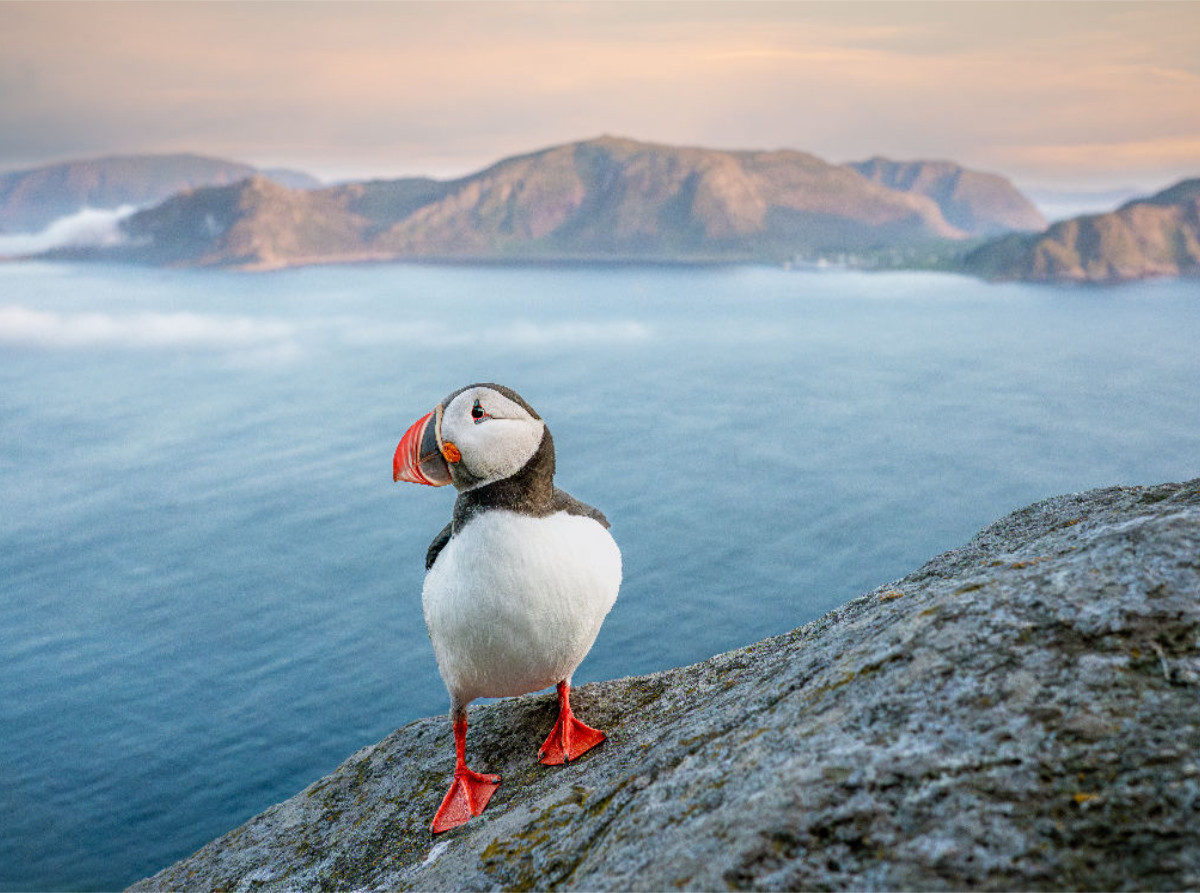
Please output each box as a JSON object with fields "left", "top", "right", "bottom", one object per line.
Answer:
{"left": 471, "top": 399, "right": 488, "bottom": 422}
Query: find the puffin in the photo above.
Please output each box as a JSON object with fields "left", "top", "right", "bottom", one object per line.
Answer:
{"left": 393, "top": 383, "right": 621, "bottom": 833}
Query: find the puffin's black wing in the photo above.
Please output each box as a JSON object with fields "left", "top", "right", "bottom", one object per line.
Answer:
{"left": 425, "top": 521, "right": 453, "bottom": 571}
{"left": 552, "top": 488, "right": 610, "bottom": 529}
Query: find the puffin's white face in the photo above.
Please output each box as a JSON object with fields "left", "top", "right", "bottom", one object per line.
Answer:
{"left": 394, "top": 383, "right": 548, "bottom": 491}
{"left": 439, "top": 386, "right": 546, "bottom": 490}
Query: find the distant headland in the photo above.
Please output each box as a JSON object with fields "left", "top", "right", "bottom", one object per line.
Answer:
{"left": 2, "top": 137, "right": 1196, "bottom": 283}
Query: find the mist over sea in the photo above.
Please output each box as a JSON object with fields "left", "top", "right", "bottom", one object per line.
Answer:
{"left": 2, "top": 260, "right": 1199, "bottom": 890}
{"left": 0, "top": 207, "right": 136, "bottom": 259}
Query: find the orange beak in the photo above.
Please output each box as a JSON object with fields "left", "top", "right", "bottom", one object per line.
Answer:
{"left": 393, "top": 408, "right": 453, "bottom": 487}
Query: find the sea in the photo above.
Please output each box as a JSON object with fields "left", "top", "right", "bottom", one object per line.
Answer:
{"left": 2, "top": 260, "right": 1198, "bottom": 890}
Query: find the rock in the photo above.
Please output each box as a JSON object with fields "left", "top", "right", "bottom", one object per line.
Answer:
{"left": 130, "top": 479, "right": 1200, "bottom": 891}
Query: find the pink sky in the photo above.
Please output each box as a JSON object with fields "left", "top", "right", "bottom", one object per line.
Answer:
{"left": 2, "top": 1, "right": 1198, "bottom": 193}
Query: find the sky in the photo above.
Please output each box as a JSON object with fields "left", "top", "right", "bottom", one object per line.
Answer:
{"left": 2, "top": 1, "right": 1199, "bottom": 196}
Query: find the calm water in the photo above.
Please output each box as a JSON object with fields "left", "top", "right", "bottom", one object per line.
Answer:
{"left": 2, "top": 261, "right": 1198, "bottom": 890}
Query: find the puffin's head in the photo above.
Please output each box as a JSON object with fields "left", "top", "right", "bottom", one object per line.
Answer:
{"left": 393, "top": 383, "right": 547, "bottom": 491}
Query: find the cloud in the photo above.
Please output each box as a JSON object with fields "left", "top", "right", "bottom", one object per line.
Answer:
{"left": 335, "top": 319, "right": 652, "bottom": 349}
{"left": 0, "top": 207, "right": 135, "bottom": 258}
{"left": 0, "top": 305, "right": 298, "bottom": 352}
{"left": 496, "top": 321, "right": 653, "bottom": 346}
{"left": 0, "top": 307, "right": 650, "bottom": 358}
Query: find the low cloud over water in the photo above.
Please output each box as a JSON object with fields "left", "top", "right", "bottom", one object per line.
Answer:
{"left": 0, "top": 207, "right": 135, "bottom": 257}
{"left": 0, "top": 305, "right": 652, "bottom": 356}
{"left": 0, "top": 305, "right": 296, "bottom": 351}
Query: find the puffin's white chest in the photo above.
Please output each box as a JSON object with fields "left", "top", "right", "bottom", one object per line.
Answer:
{"left": 422, "top": 509, "right": 621, "bottom": 703}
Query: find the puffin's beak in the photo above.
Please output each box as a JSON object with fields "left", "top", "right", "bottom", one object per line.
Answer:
{"left": 394, "top": 406, "right": 453, "bottom": 486}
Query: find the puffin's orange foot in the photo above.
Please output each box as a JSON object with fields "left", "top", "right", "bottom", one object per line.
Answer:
{"left": 430, "top": 767, "right": 501, "bottom": 834}
{"left": 538, "top": 712, "right": 606, "bottom": 765}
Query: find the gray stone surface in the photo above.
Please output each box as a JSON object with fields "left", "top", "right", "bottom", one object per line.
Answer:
{"left": 131, "top": 479, "right": 1200, "bottom": 891}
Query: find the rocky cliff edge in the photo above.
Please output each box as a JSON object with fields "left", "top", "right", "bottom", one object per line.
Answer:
{"left": 132, "top": 479, "right": 1200, "bottom": 891}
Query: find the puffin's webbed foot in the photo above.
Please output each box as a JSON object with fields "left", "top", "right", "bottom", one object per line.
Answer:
{"left": 431, "top": 714, "right": 501, "bottom": 833}
{"left": 538, "top": 680, "right": 606, "bottom": 765}
{"left": 431, "top": 766, "right": 501, "bottom": 833}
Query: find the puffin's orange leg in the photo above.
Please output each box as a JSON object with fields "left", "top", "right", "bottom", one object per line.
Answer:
{"left": 431, "top": 716, "right": 500, "bottom": 834}
{"left": 538, "top": 680, "right": 606, "bottom": 765}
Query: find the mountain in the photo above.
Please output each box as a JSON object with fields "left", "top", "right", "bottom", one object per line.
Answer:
{"left": 964, "top": 178, "right": 1200, "bottom": 283}
{"left": 847, "top": 157, "right": 1046, "bottom": 235}
{"left": 114, "top": 174, "right": 461, "bottom": 269}
{"left": 366, "top": 136, "right": 968, "bottom": 259}
{"left": 0, "top": 154, "right": 321, "bottom": 233}
{"left": 118, "top": 176, "right": 382, "bottom": 268}
{"left": 96, "top": 137, "right": 1049, "bottom": 270}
